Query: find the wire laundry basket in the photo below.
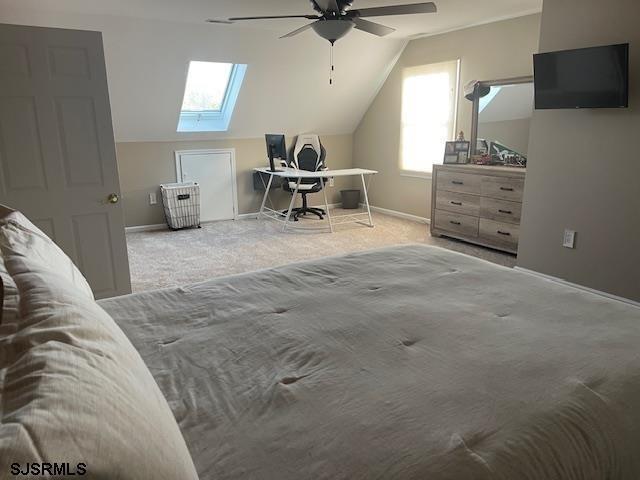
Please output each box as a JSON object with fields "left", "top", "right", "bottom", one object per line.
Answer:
{"left": 160, "top": 182, "right": 201, "bottom": 230}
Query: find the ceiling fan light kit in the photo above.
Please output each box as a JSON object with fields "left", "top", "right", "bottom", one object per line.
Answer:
{"left": 312, "top": 19, "right": 355, "bottom": 44}
{"left": 220, "top": 1, "right": 438, "bottom": 84}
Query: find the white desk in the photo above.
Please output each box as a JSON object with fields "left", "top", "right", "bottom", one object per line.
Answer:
{"left": 253, "top": 167, "right": 378, "bottom": 232}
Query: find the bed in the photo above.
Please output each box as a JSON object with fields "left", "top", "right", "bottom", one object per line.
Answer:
{"left": 97, "top": 244, "right": 640, "bottom": 480}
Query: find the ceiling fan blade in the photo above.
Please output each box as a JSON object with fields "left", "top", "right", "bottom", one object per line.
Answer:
{"left": 228, "top": 14, "right": 320, "bottom": 21}
{"left": 205, "top": 19, "right": 235, "bottom": 24}
{"left": 349, "top": 2, "right": 437, "bottom": 18}
{"left": 313, "top": 0, "right": 340, "bottom": 13}
{"left": 353, "top": 18, "right": 395, "bottom": 36}
{"left": 280, "top": 22, "right": 315, "bottom": 38}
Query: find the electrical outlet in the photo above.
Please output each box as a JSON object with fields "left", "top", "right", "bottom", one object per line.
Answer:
{"left": 563, "top": 229, "right": 576, "bottom": 249}
{"left": 329, "top": 177, "right": 335, "bottom": 187}
{"left": 149, "top": 192, "right": 157, "bottom": 205}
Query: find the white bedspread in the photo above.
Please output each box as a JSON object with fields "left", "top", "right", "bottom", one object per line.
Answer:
{"left": 99, "top": 245, "right": 640, "bottom": 480}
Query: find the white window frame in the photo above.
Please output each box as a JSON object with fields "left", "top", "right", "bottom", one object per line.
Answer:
{"left": 399, "top": 59, "right": 461, "bottom": 179}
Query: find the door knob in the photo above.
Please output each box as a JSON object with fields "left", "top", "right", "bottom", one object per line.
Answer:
{"left": 107, "top": 193, "right": 119, "bottom": 204}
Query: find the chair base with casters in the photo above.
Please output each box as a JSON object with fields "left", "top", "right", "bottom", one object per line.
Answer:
{"left": 282, "top": 193, "right": 326, "bottom": 221}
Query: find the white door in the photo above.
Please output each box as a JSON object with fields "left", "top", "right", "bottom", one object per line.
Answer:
{"left": 176, "top": 150, "right": 237, "bottom": 222}
{"left": 0, "top": 24, "right": 131, "bottom": 298}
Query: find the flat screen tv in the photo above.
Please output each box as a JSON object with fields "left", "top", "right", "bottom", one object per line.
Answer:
{"left": 533, "top": 43, "right": 629, "bottom": 109}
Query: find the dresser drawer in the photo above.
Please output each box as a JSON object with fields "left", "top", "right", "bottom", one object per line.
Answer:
{"left": 434, "top": 210, "right": 479, "bottom": 237}
{"left": 480, "top": 197, "right": 522, "bottom": 224}
{"left": 481, "top": 176, "right": 524, "bottom": 201}
{"left": 437, "top": 171, "right": 482, "bottom": 195}
{"left": 435, "top": 190, "right": 481, "bottom": 217}
{"left": 479, "top": 218, "right": 519, "bottom": 250}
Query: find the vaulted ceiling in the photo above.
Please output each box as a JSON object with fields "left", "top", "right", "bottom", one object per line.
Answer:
{"left": 0, "top": 0, "right": 542, "bottom": 142}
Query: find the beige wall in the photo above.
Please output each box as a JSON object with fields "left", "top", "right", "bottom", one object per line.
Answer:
{"left": 518, "top": 0, "right": 640, "bottom": 301}
{"left": 116, "top": 135, "right": 354, "bottom": 227}
{"left": 353, "top": 14, "right": 541, "bottom": 219}
{"left": 478, "top": 117, "right": 532, "bottom": 156}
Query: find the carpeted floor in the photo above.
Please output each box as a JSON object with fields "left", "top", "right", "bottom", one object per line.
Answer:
{"left": 126, "top": 210, "right": 517, "bottom": 292}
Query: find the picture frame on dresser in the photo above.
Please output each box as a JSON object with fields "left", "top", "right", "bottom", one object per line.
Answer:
{"left": 444, "top": 154, "right": 460, "bottom": 164}
{"left": 443, "top": 141, "right": 470, "bottom": 164}
{"left": 430, "top": 164, "right": 526, "bottom": 254}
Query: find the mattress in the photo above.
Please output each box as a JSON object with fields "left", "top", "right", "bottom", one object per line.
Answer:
{"left": 99, "top": 244, "right": 640, "bottom": 480}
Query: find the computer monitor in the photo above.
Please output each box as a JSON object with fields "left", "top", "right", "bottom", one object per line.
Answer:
{"left": 265, "top": 134, "right": 287, "bottom": 172}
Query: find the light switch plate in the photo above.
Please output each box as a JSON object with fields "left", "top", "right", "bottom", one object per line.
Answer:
{"left": 149, "top": 192, "right": 157, "bottom": 205}
{"left": 329, "top": 177, "right": 335, "bottom": 187}
{"left": 563, "top": 229, "right": 576, "bottom": 249}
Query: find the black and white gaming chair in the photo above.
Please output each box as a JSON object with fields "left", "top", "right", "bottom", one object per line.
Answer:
{"left": 283, "top": 134, "right": 327, "bottom": 221}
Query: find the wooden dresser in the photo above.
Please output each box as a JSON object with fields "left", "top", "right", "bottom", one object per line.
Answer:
{"left": 431, "top": 165, "right": 526, "bottom": 254}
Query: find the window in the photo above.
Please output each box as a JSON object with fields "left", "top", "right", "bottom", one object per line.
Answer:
{"left": 181, "top": 61, "right": 233, "bottom": 112}
{"left": 177, "top": 61, "right": 247, "bottom": 132}
{"left": 400, "top": 60, "right": 460, "bottom": 175}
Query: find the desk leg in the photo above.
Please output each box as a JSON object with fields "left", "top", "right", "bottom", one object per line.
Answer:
{"left": 321, "top": 178, "right": 333, "bottom": 233}
{"left": 283, "top": 178, "right": 300, "bottom": 232}
{"left": 259, "top": 173, "right": 273, "bottom": 219}
{"left": 361, "top": 174, "right": 374, "bottom": 227}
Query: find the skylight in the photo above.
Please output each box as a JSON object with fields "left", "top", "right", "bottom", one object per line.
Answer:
{"left": 177, "top": 61, "right": 247, "bottom": 132}
{"left": 181, "top": 61, "right": 233, "bottom": 112}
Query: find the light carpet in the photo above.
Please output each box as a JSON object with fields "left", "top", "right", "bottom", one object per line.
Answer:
{"left": 126, "top": 210, "right": 516, "bottom": 292}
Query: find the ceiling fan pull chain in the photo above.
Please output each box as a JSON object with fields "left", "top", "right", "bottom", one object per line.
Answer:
{"left": 329, "top": 42, "right": 334, "bottom": 85}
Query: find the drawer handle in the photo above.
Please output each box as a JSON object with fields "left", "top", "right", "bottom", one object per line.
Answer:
{"left": 500, "top": 187, "right": 514, "bottom": 192}
{"left": 451, "top": 181, "right": 464, "bottom": 185}
{"left": 450, "top": 201, "right": 463, "bottom": 206}
{"left": 450, "top": 220, "right": 462, "bottom": 226}
{"left": 498, "top": 209, "right": 513, "bottom": 214}
{"left": 497, "top": 230, "right": 511, "bottom": 236}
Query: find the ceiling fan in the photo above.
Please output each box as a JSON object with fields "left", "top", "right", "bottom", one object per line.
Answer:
{"left": 208, "top": 1, "right": 438, "bottom": 44}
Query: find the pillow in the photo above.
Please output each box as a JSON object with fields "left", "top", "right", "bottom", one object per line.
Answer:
{"left": 0, "top": 252, "right": 18, "bottom": 328}
{"left": 0, "top": 222, "right": 199, "bottom": 479}
{"left": 0, "top": 269, "right": 3, "bottom": 321}
{"left": 0, "top": 205, "right": 93, "bottom": 299}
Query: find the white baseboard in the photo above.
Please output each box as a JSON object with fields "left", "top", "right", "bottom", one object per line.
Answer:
{"left": 361, "top": 204, "right": 430, "bottom": 224}
{"left": 127, "top": 204, "right": 429, "bottom": 230}
{"left": 515, "top": 267, "right": 640, "bottom": 309}
{"left": 238, "top": 203, "right": 341, "bottom": 220}
{"left": 125, "top": 223, "right": 167, "bottom": 233}
{"left": 237, "top": 212, "right": 260, "bottom": 220}
{"left": 126, "top": 218, "right": 244, "bottom": 230}
{"left": 318, "top": 202, "right": 341, "bottom": 210}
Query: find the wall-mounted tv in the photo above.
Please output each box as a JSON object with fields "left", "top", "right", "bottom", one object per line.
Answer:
{"left": 533, "top": 43, "right": 629, "bottom": 109}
